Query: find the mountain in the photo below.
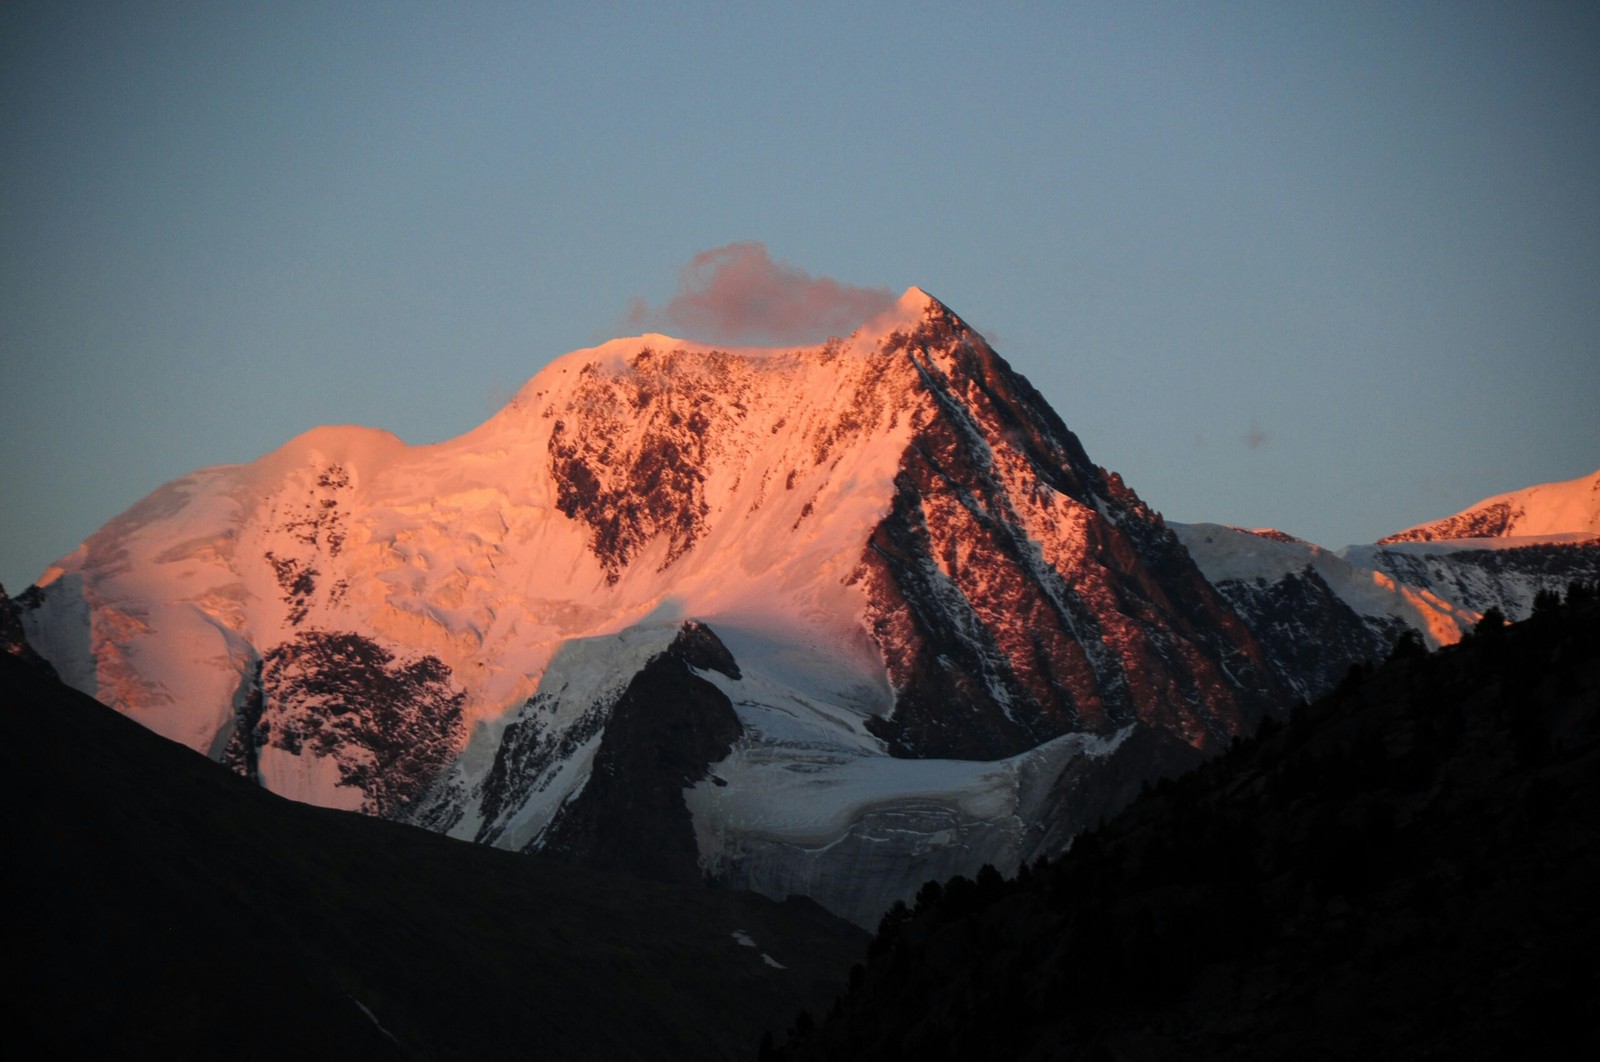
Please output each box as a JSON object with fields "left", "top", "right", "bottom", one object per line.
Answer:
{"left": 1379, "top": 468, "right": 1600, "bottom": 543}
{"left": 1172, "top": 524, "right": 1466, "bottom": 701}
{"left": 1173, "top": 471, "right": 1600, "bottom": 702}
{"left": 1340, "top": 469, "right": 1600, "bottom": 623}
{"left": 1344, "top": 537, "right": 1600, "bottom": 626}
{"left": 2, "top": 650, "right": 865, "bottom": 1059}
{"left": 770, "top": 589, "right": 1600, "bottom": 1060}
{"left": 16, "top": 289, "right": 1281, "bottom": 925}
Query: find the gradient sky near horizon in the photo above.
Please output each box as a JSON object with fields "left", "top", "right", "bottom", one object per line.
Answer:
{"left": 3, "top": 1, "right": 1597, "bottom": 593}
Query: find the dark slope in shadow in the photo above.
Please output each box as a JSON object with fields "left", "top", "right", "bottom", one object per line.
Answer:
{"left": 776, "top": 589, "right": 1600, "bottom": 1060}
{"left": 2, "top": 653, "right": 863, "bottom": 1060}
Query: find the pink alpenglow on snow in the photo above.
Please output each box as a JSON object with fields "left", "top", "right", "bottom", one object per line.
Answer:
{"left": 627, "top": 242, "right": 898, "bottom": 346}
{"left": 1378, "top": 468, "right": 1600, "bottom": 544}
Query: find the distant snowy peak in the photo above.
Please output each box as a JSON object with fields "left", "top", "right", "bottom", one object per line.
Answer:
{"left": 1231, "top": 528, "right": 1309, "bottom": 546}
{"left": 1174, "top": 471, "right": 1600, "bottom": 704}
{"left": 505, "top": 285, "right": 939, "bottom": 402}
{"left": 1172, "top": 522, "right": 1467, "bottom": 692}
{"left": 1378, "top": 469, "right": 1600, "bottom": 544}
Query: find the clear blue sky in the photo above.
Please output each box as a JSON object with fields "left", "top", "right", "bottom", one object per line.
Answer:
{"left": 4, "top": 1, "right": 1597, "bottom": 592}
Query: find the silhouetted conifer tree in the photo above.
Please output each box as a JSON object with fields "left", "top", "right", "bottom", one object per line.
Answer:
{"left": 1477, "top": 606, "right": 1507, "bottom": 636}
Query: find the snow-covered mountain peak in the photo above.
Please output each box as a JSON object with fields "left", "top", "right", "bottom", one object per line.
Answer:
{"left": 890, "top": 284, "right": 938, "bottom": 316}
{"left": 18, "top": 287, "right": 1294, "bottom": 920}
{"left": 242, "top": 423, "right": 408, "bottom": 486}
{"left": 1379, "top": 468, "right": 1600, "bottom": 544}
{"left": 20, "top": 298, "right": 979, "bottom": 755}
{"left": 1233, "top": 527, "right": 1309, "bottom": 546}
{"left": 507, "top": 287, "right": 943, "bottom": 408}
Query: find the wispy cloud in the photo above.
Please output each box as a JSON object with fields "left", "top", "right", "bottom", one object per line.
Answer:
{"left": 627, "top": 243, "right": 896, "bottom": 345}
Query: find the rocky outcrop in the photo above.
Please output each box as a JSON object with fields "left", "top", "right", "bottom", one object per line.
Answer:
{"left": 250, "top": 630, "right": 466, "bottom": 815}
{"left": 1352, "top": 541, "right": 1600, "bottom": 622}
{"left": 0, "top": 583, "right": 56, "bottom": 679}
{"left": 1206, "top": 565, "right": 1410, "bottom": 700}
{"left": 853, "top": 303, "right": 1279, "bottom": 760}
{"left": 539, "top": 622, "right": 742, "bottom": 884}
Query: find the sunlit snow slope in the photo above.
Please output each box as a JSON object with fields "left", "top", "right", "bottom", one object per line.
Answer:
{"left": 20, "top": 289, "right": 1281, "bottom": 924}
{"left": 1379, "top": 469, "right": 1600, "bottom": 544}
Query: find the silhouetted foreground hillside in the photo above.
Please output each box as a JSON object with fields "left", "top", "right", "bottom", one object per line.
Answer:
{"left": 1, "top": 654, "right": 864, "bottom": 1060}
{"left": 775, "top": 590, "right": 1600, "bottom": 1060}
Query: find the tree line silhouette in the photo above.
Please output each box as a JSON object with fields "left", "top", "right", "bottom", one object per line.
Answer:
{"left": 769, "top": 581, "right": 1600, "bottom": 1060}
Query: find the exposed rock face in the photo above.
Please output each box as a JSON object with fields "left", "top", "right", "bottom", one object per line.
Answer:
{"left": 1205, "top": 564, "right": 1410, "bottom": 700}
{"left": 538, "top": 622, "right": 742, "bottom": 884}
{"left": 1175, "top": 504, "right": 1600, "bottom": 706}
{"left": 1174, "top": 523, "right": 1468, "bottom": 702}
{"left": 546, "top": 358, "right": 720, "bottom": 582}
{"left": 851, "top": 305, "right": 1278, "bottom": 760}
{"left": 249, "top": 630, "right": 466, "bottom": 815}
{"left": 1, "top": 584, "right": 57, "bottom": 679}
{"left": 1349, "top": 541, "right": 1600, "bottom": 622}
{"left": 1383, "top": 500, "right": 1522, "bottom": 543}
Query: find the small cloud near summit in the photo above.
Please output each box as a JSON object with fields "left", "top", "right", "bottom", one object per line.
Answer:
{"left": 627, "top": 243, "right": 897, "bottom": 345}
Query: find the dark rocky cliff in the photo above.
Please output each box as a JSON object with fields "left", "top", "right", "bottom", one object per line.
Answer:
{"left": 539, "top": 621, "right": 744, "bottom": 884}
